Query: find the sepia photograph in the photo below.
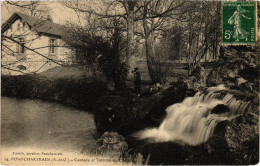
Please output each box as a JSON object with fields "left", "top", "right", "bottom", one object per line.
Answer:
{"left": 1, "top": 0, "right": 259, "bottom": 165}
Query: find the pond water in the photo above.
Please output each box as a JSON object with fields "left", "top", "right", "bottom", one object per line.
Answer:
{"left": 1, "top": 97, "right": 97, "bottom": 153}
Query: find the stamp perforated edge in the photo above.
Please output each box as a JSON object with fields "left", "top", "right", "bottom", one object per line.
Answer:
{"left": 221, "top": 1, "right": 258, "bottom": 46}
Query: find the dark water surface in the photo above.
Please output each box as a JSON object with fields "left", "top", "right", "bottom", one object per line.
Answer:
{"left": 1, "top": 97, "right": 96, "bottom": 153}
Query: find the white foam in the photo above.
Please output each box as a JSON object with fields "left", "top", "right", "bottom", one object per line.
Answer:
{"left": 135, "top": 85, "right": 249, "bottom": 146}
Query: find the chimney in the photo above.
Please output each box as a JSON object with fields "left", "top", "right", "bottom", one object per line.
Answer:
{"left": 46, "top": 15, "right": 52, "bottom": 22}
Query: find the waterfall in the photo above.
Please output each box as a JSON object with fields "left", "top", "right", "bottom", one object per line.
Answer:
{"left": 135, "top": 85, "right": 250, "bottom": 146}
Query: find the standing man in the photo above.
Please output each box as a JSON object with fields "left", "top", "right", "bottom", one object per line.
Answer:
{"left": 132, "top": 67, "right": 141, "bottom": 95}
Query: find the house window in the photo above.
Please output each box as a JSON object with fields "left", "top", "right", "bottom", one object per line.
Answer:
{"left": 17, "top": 23, "right": 20, "bottom": 31}
{"left": 49, "top": 38, "right": 56, "bottom": 55}
{"left": 17, "top": 38, "right": 25, "bottom": 54}
{"left": 22, "top": 22, "right": 26, "bottom": 30}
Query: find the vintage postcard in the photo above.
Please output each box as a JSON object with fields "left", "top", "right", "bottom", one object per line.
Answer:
{"left": 1, "top": 1, "right": 259, "bottom": 165}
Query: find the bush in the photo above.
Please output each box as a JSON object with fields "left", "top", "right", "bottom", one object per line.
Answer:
{"left": 94, "top": 92, "right": 136, "bottom": 133}
{"left": 1, "top": 74, "right": 109, "bottom": 112}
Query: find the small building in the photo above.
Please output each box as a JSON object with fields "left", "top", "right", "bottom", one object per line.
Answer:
{"left": 1, "top": 12, "right": 73, "bottom": 75}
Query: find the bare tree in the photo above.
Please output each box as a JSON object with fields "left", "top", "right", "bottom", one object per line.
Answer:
{"left": 62, "top": 1, "right": 137, "bottom": 67}
{"left": 133, "top": 0, "right": 186, "bottom": 83}
{"left": 62, "top": 1, "right": 222, "bottom": 83}
{"left": 4, "top": 1, "right": 51, "bottom": 18}
{"left": 174, "top": 1, "right": 221, "bottom": 75}
{"left": 1, "top": 2, "right": 67, "bottom": 75}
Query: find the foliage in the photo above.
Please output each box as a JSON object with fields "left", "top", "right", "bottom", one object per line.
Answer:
{"left": 226, "top": 120, "right": 259, "bottom": 165}
{"left": 95, "top": 132, "right": 128, "bottom": 154}
{"left": 175, "top": 1, "right": 221, "bottom": 75}
{"left": 98, "top": 22, "right": 129, "bottom": 91}
{"left": 1, "top": 74, "right": 109, "bottom": 112}
{"left": 62, "top": 1, "right": 189, "bottom": 84}
{"left": 94, "top": 93, "right": 136, "bottom": 134}
{"left": 149, "top": 26, "right": 183, "bottom": 83}
{"left": 64, "top": 20, "right": 128, "bottom": 91}
{"left": 159, "top": 26, "right": 183, "bottom": 61}
{"left": 207, "top": 46, "right": 259, "bottom": 92}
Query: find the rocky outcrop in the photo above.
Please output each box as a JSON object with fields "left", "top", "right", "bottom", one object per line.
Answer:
{"left": 94, "top": 92, "right": 136, "bottom": 134}
{"left": 96, "top": 132, "right": 128, "bottom": 154}
{"left": 211, "top": 104, "right": 230, "bottom": 114}
{"left": 177, "top": 66, "right": 207, "bottom": 91}
{"left": 225, "top": 119, "right": 259, "bottom": 165}
{"left": 205, "top": 46, "right": 259, "bottom": 165}
{"left": 207, "top": 46, "right": 259, "bottom": 92}
{"left": 94, "top": 84, "right": 196, "bottom": 135}
{"left": 82, "top": 131, "right": 128, "bottom": 159}
{"left": 136, "top": 121, "right": 235, "bottom": 165}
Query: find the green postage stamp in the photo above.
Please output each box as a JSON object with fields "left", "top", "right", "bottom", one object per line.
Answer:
{"left": 222, "top": 2, "right": 257, "bottom": 45}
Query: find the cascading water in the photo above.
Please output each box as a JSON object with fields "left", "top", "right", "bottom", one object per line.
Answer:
{"left": 135, "top": 84, "right": 251, "bottom": 146}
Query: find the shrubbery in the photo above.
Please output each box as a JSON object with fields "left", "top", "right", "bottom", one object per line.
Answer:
{"left": 65, "top": 20, "right": 129, "bottom": 91}
{"left": 1, "top": 74, "right": 109, "bottom": 112}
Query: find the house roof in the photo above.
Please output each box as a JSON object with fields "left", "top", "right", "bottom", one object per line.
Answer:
{"left": 2, "top": 12, "right": 66, "bottom": 37}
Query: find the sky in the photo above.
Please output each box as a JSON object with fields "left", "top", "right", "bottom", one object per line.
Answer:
{"left": 1, "top": 1, "right": 80, "bottom": 25}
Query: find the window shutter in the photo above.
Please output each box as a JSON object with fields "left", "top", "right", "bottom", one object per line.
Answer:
{"left": 55, "top": 39, "right": 58, "bottom": 55}
{"left": 22, "top": 22, "right": 26, "bottom": 31}
{"left": 17, "top": 23, "right": 20, "bottom": 31}
{"left": 16, "top": 43, "right": 19, "bottom": 53}
{"left": 23, "top": 37, "right": 26, "bottom": 54}
{"left": 48, "top": 38, "right": 51, "bottom": 55}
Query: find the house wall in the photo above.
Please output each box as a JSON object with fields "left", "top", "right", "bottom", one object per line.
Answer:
{"left": 2, "top": 18, "right": 72, "bottom": 75}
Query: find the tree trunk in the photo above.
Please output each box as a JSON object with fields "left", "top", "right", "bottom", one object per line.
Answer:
{"left": 219, "top": 46, "right": 225, "bottom": 59}
{"left": 126, "top": 2, "right": 135, "bottom": 68}
{"left": 188, "top": 62, "right": 191, "bottom": 76}
{"left": 144, "top": 34, "right": 158, "bottom": 82}
{"left": 142, "top": 4, "right": 159, "bottom": 83}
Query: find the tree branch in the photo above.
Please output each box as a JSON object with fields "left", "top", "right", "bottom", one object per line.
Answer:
{"left": 2, "top": 35, "right": 65, "bottom": 66}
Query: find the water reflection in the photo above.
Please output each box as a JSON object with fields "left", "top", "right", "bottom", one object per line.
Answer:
{"left": 1, "top": 97, "right": 96, "bottom": 153}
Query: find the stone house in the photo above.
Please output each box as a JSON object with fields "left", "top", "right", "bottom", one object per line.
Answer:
{"left": 1, "top": 12, "right": 73, "bottom": 75}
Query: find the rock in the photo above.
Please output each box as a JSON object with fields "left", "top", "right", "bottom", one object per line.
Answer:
{"left": 206, "top": 47, "right": 259, "bottom": 92}
{"left": 236, "top": 77, "right": 247, "bottom": 85}
{"left": 181, "top": 76, "right": 203, "bottom": 91}
{"left": 225, "top": 120, "right": 259, "bottom": 164}
{"left": 94, "top": 84, "right": 196, "bottom": 135}
{"left": 92, "top": 132, "right": 128, "bottom": 158}
{"left": 227, "top": 70, "right": 237, "bottom": 78}
{"left": 238, "top": 66, "right": 259, "bottom": 83}
{"left": 97, "top": 132, "right": 128, "bottom": 152}
{"left": 207, "top": 69, "right": 223, "bottom": 86}
{"left": 135, "top": 153, "right": 143, "bottom": 165}
{"left": 94, "top": 92, "right": 137, "bottom": 134}
{"left": 200, "top": 121, "right": 235, "bottom": 164}
{"left": 178, "top": 66, "right": 208, "bottom": 91}
{"left": 139, "top": 121, "right": 234, "bottom": 165}
{"left": 149, "top": 83, "right": 163, "bottom": 94}
{"left": 211, "top": 104, "right": 229, "bottom": 114}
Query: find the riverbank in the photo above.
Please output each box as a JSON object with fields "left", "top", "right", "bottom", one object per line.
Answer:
{"left": 2, "top": 66, "right": 196, "bottom": 135}
{"left": 1, "top": 67, "right": 109, "bottom": 113}
{"left": 1, "top": 67, "right": 199, "bottom": 164}
{"left": 1, "top": 96, "right": 136, "bottom": 165}
{"left": 1, "top": 46, "right": 259, "bottom": 165}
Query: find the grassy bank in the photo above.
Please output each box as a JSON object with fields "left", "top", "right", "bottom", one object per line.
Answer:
{"left": 1, "top": 67, "right": 109, "bottom": 112}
